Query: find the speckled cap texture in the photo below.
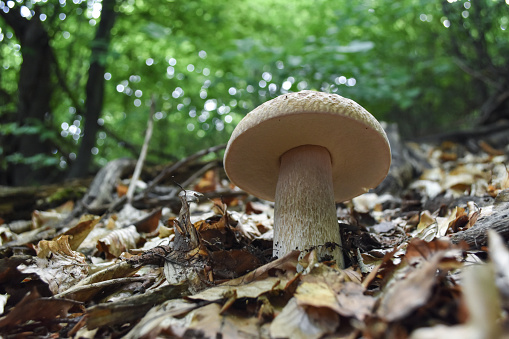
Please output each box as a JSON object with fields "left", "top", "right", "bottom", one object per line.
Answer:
{"left": 224, "top": 90, "right": 391, "bottom": 202}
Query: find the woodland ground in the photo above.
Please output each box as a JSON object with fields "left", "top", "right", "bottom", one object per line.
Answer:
{"left": 0, "top": 124, "right": 509, "bottom": 338}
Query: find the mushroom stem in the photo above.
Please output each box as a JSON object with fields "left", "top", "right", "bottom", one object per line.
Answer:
{"left": 274, "top": 145, "right": 344, "bottom": 267}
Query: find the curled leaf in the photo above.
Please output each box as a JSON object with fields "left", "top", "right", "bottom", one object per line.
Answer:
{"left": 97, "top": 225, "right": 141, "bottom": 258}
{"left": 18, "top": 236, "right": 88, "bottom": 294}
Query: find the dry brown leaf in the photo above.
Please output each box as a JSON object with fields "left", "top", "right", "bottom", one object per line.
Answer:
{"left": 404, "top": 237, "right": 464, "bottom": 263}
{"left": 245, "top": 201, "right": 268, "bottom": 215}
{"left": 210, "top": 249, "right": 262, "bottom": 279}
{"left": 18, "top": 235, "right": 88, "bottom": 294}
{"left": 30, "top": 201, "right": 74, "bottom": 229}
{"left": 297, "top": 265, "right": 375, "bottom": 321}
{"left": 0, "top": 289, "right": 80, "bottom": 329}
{"left": 216, "top": 311, "right": 267, "bottom": 339}
{"left": 133, "top": 208, "right": 162, "bottom": 233}
{"left": 410, "top": 261, "right": 503, "bottom": 339}
{"left": 116, "top": 183, "right": 129, "bottom": 197}
{"left": 65, "top": 261, "right": 140, "bottom": 301}
{"left": 36, "top": 234, "right": 78, "bottom": 258}
{"left": 122, "top": 299, "right": 197, "bottom": 339}
{"left": 188, "top": 276, "right": 287, "bottom": 302}
{"left": 85, "top": 283, "right": 188, "bottom": 329}
{"left": 31, "top": 210, "right": 64, "bottom": 229}
{"left": 62, "top": 214, "right": 100, "bottom": 250}
{"left": 377, "top": 253, "right": 443, "bottom": 322}
{"left": 413, "top": 210, "right": 438, "bottom": 241}
{"left": 223, "top": 250, "right": 301, "bottom": 286}
{"left": 488, "top": 230, "right": 509, "bottom": 304}
{"left": 335, "top": 282, "right": 375, "bottom": 321}
{"left": 491, "top": 163, "right": 509, "bottom": 192}
{"left": 97, "top": 225, "right": 141, "bottom": 258}
{"left": 193, "top": 169, "right": 219, "bottom": 193}
{"left": 416, "top": 210, "right": 436, "bottom": 231}
{"left": 184, "top": 303, "right": 224, "bottom": 338}
{"left": 129, "top": 302, "right": 225, "bottom": 338}
{"left": 435, "top": 207, "right": 462, "bottom": 236}
{"left": 270, "top": 297, "right": 339, "bottom": 339}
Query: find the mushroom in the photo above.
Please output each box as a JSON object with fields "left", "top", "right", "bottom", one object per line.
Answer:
{"left": 223, "top": 90, "right": 391, "bottom": 267}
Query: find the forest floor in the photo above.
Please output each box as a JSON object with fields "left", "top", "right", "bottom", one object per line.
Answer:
{"left": 1, "top": 128, "right": 509, "bottom": 338}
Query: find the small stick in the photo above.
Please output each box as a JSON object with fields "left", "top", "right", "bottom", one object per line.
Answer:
{"left": 53, "top": 276, "right": 155, "bottom": 299}
{"left": 141, "top": 143, "right": 226, "bottom": 196}
{"left": 126, "top": 97, "right": 156, "bottom": 205}
{"left": 166, "top": 161, "right": 218, "bottom": 200}
{"left": 99, "top": 144, "right": 226, "bottom": 213}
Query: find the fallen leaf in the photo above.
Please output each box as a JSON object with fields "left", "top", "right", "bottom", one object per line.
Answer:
{"left": 223, "top": 250, "right": 300, "bottom": 286}
{"left": 270, "top": 297, "right": 339, "bottom": 339}
{"left": 133, "top": 208, "right": 162, "bottom": 233}
{"left": 62, "top": 214, "right": 100, "bottom": 250}
{"left": 31, "top": 210, "right": 65, "bottom": 229}
{"left": 188, "top": 276, "right": 287, "bottom": 302}
{"left": 0, "top": 289, "right": 80, "bottom": 329}
{"left": 297, "top": 265, "right": 375, "bottom": 321}
{"left": 97, "top": 225, "right": 141, "bottom": 258}
{"left": 377, "top": 251, "right": 443, "bottom": 321}
{"left": 410, "top": 262, "right": 502, "bottom": 339}
{"left": 64, "top": 261, "right": 140, "bottom": 301}
{"left": 86, "top": 283, "right": 189, "bottom": 329}
{"left": 488, "top": 230, "right": 509, "bottom": 305}
{"left": 193, "top": 169, "right": 219, "bottom": 193}
{"left": 123, "top": 299, "right": 198, "bottom": 339}
{"left": 18, "top": 235, "right": 88, "bottom": 294}
{"left": 0, "top": 294, "right": 8, "bottom": 314}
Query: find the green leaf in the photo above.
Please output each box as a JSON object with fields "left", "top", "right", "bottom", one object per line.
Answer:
{"left": 141, "top": 22, "right": 172, "bottom": 39}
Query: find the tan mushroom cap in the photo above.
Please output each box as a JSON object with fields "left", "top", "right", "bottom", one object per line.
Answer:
{"left": 224, "top": 90, "right": 391, "bottom": 202}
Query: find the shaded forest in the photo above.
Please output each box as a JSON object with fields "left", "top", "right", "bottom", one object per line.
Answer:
{"left": 1, "top": 1, "right": 509, "bottom": 338}
{"left": 1, "top": 0, "right": 508, "bottom": 186}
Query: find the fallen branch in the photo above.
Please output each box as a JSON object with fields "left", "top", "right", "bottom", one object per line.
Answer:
{"left": 86, "top": 283, "right": 191, "bottom": 329}
{"left": 409, "top": 121, "right": 509, "bottom": 145}
{"left": 451, "top": 201, "right": 509, "bottom": 248}
{"left": 54, "top": 276, "right": 156, "bottom": 299}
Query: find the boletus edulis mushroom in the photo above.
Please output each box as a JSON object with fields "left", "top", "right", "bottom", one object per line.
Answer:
{"left": 224, "top": 90, "right": 391, "bottom": 268}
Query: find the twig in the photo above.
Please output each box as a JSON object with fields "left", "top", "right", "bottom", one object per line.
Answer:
{"left": 409, "top": 121, "right": 509, "bottom": 144}
{"left": 54, "top": 276, "right": 155, "bottom": 299}
{"left": 126, "top": 97, "right": 155, "bottom": 204}
{"left": 453, "top": 58, "right": 501, "bottom": 90}
{"left": 166, "top": 161, "right": 219, "bottom": 200}
{"left": 75, "top": 143, "right": 226, "bottom": 215}
{"left": 105, "top": 144, "right": 226, "bottom": 213}
{"left": 134, "top": 187, "right": 248, "bottom": 210}
{"left": 142, "top": 143, "right": 226, "bottom": 196}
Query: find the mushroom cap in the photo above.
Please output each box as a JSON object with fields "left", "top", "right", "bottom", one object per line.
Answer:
{"left": 224, "top": 90, "right": 391, "bottom": 202}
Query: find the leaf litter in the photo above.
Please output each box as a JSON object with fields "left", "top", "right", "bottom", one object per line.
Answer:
{"left": 0, "top": 139, "right": 509, "bottom": 338}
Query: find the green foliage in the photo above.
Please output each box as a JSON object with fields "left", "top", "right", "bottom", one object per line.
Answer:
{"left": 1, "top": 0, "right": 508, "bottom": 178}
{"left": 5, "top": 153, "right": 59, "bottom": 168}
{"left": 0, "top": 120, "right": 57, "bottom": 142}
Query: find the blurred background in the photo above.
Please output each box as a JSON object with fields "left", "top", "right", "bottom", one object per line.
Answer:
{"left": 1, "top": 0, "right": 508, "bottom": 186}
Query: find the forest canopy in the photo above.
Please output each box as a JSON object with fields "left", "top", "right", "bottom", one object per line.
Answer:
{"left": 1, "top": 0, "right": 508, "bottom": 186}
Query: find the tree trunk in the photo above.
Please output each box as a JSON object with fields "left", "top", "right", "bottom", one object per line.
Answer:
{"left": 1, "top": 9, "right": 53, "bottom": 186}
{"left": 68, "top": 0, "right": 117, "bottom": 178}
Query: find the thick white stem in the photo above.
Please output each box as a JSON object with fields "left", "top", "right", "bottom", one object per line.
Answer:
{"left": 274, "top": 145, "right": 344, "bottom": 267}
